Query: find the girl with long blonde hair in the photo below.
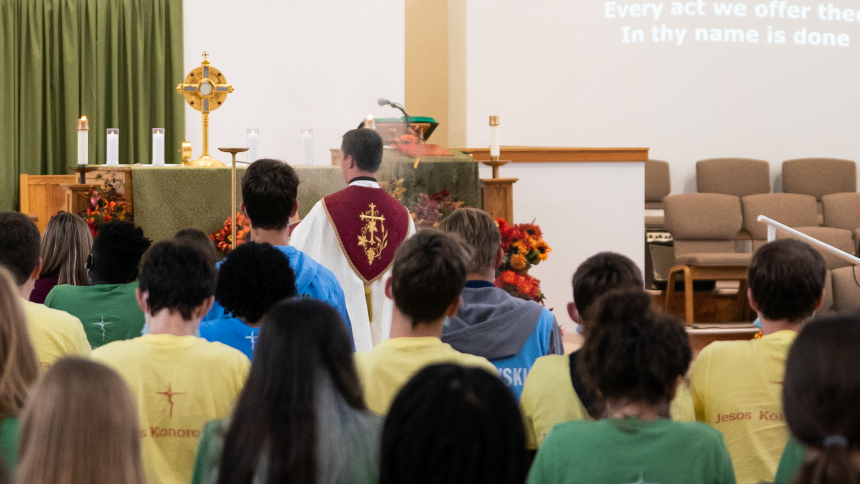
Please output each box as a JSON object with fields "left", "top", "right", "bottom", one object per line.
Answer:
{"left": 30, "top": 212, "right": 92, "bottom": 303}
{"left": 0, "top": 267, "right": 39, "bottom": 472}
{"left": 16, "top": 357, "right": 145, "bottom": 484}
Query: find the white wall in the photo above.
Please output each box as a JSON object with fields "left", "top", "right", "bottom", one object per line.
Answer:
{"left": 183, "top": 0, "right": 405, "bottom": 165}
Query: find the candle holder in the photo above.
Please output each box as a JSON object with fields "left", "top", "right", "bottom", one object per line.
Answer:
{"left": 68, "top": 165, "right": 100, "bottom": 184}
{"left": 218, "top": 147, "right": 250, "bottom": 250}
{"left": 482, "top": 156, "right": 509, "bottom": 179}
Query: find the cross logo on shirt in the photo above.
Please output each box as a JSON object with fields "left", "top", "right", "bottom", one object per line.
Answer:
{"left": 155, "top": 384, "right": 184, "bottom": 418}
{"left": 245, "top": 332, "right": 258, "bottom": 351}
{"left": 92, "top": 316, "right": 112, "bottom": 341}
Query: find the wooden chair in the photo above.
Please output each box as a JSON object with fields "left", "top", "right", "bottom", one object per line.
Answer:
{"left": 664, "top": 193, "right": 752, "bottom": 325}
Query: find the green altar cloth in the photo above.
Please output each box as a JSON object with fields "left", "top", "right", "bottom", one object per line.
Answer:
{"left": 131, "top": 149, "right": 478, "bottom": 243}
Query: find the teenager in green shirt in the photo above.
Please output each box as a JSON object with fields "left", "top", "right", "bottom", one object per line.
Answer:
{"left": 527, "top": 289, "right": 736, "bottom": 484}
{"left": 45, "top": 221, "right": 151, "bottom": 349}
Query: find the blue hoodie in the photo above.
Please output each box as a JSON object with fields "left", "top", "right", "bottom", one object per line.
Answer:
{"left": 202, "top": 245, "right": 355, "bottom": 353}
{"left": 442, "top": 280, "right": 563, "bottom": 400}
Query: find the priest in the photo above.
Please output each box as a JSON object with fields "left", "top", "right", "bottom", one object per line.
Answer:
{"left": 291, "top": 129, "right": 415, "bottom": 351}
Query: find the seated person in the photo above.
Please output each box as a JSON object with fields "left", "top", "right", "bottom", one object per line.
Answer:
{"left": 191, "top": 299, "right": 380, "bottom": 484}
{"left": 204, "top": 159, "right": 354, "bottom": 349}
{"left": 45, "top": 221, "right": 151, "bottom": 349}
{"left": 355, "top": 230, "right": 497, "bottom": 415}
{"left": 691, "top": 239, "right": 826, "bottom": 484}
{"left": 30, "top": 212, "right": 92, "bottom": 303}
{"left": 527, "top": 290, "right": 736, "bottom": 484}
{"left": 0, "top": 212, "right": 90, "bottom": 369}
{"left": 199, "top": 242, "right": 298, "bottom": 359}
{"left": 92, "top": 241, "right": 250, "bottom": 484}
{"left": 520, "top": 252, "right": 695, "bottom": 449}
{"left": 381, "top": 364, "right": 527, "bottom": 484}
{"left": 775, "top": 314, "right": 860, "bottom": 484}
{"left": 437, "top": 208, "right": 562, "bottom": 400}
{"left": 172, "top": 228, "right": 219, "bottom": 267}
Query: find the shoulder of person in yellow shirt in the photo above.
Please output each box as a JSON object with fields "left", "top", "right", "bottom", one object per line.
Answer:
{"left": 21, "top": 299, "right": 91, "bottom": 369}
{"left": 355, "top": 337, "right": 497, "bottom": 415}
{"left": 520, "top": 354, "right": 696, "bottom": 449}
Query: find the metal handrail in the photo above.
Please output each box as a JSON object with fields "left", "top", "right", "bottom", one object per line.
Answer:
{"left": 757, "top": 215, "right": 860, "bottom": 266}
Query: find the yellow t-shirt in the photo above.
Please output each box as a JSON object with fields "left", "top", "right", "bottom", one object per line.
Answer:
{"left": 21, "top": 299, "right": 91, "bottom": 371}
{"left": 520, "top": 354, "right": 696, "bottom": 449}
{"left": 92, "top": 334, "right": 250, "bottom": 484}
{"left": 355, "top": 337, "right": 498, "bottom": 415}
{"left": 690, "top": 330, "right": 797, "bottom": 484}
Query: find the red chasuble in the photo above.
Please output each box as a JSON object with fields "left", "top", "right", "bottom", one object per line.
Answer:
{"left": 322, "top": 186, "right": 411, "bottom": 285}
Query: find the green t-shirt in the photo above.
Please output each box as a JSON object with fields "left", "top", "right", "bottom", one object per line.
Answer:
{"left": 0, "top": 417, "right": 19, "bottom": 473}
{"left": 44, "top": 282, "right": 144, "bottom": 349}
{"left": 774, "top": 437, "right": 805, "bottom": 484}
{"left": 527, "top": 418, "right": 737, "bottom": 484}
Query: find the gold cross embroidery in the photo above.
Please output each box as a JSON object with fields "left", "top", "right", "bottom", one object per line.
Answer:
{"left": 358, "top": 203, "right": 388, "bottom": 265}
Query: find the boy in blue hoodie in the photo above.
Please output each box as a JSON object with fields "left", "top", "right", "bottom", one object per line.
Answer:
{"left": 203, "top": 159, "right": 354, "bottom": 349}
{"left": 439, "top": 208, "right": 563, "bottom": 400}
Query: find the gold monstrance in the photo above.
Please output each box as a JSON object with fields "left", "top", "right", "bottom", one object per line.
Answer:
{"left": 176, "top": 52, "right": 233, "bottom": 166}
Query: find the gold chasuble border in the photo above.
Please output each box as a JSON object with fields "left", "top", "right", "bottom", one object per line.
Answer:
{"left": 321, "top": 199, "right": 395, "bottom": 286}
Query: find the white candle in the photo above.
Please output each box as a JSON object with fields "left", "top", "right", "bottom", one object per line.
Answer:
{"left": 247, "top": 129, "right": 259, "bottom": 163}
{"left": 77, "top": 116, "right": 89, "bottom": 165}
{"left": 489, "top": 115, "right": 500, "bottom": 158}
{"left": 152, "top": 128, "right": 165, "bottom": 166}
{"left": 106, "top": 129, "right": 119, "bottom": 166}
{"left": 301, "top": 129, "right": 313, "bottom": 166}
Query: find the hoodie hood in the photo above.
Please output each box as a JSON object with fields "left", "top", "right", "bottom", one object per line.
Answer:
{"left": 442, "top": 284, "right": 544, "bottom": 360}
{"left": 276, "top": 245, "right": 318, "bottom": 295}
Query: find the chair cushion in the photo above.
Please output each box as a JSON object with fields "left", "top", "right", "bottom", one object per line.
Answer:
{"left": 696, "top": 158, "right": 770, "bottom": 198}
{"left": 775, "top": 226, "right": 856, "bottom": 270}
{"left": 831, "top": 266, "right": 860, "bottom": 313}
{"left": 822, "top": 269, "right": 833, "bottom": 312}
{"left": 645, "top": 160, "right": 671, "bottom": 203}
{"left": 783, "top": 158, "right": 857, "bottom": 200}
{"left": 741, "top": 193, "right": 819, "bottom": 240}
{"left": 822, "top": 192, "right": 860, "bottom": 230}
{"left": 665, "top": 194, "right": 743, "bottom": 241}
{"left": 675, "top": 252, "right": 752, "bottom": 266}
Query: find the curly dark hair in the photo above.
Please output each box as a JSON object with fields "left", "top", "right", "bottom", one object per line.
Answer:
{"left": 91, "top": 221, "right": 152, "bottom": 283}
{"left": 139, "top": 241, "right": 216, "bottom": 320}
{"left": 215, "top": 242, "right": 297, "bottom": 324}
{"left": 579, "top": 289, "right": 691, "bottom": 415}
{"left": 0, "top": 212, "right": 41, "bottom": 286}
{"left": 572, "top": 252, "right": 643, "bottom": 328}
{"left": 749, "top": 238, "right": 826, "bottom": 323}
{"left": 241, "top": 159, "right": 299, "bottom": 231}
{"left": 381, "top": 364, "right": 527, "bottom": 484}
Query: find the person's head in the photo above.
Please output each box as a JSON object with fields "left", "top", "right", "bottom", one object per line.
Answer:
{"left": 218, "top": 298, "right": 366, "bottom": 484}
{"left": 784, "top": 315, "right": 860, "bottom": 484}
{"left": 88, "top": 221, "right": 151, "bottom": 284}
{"left": 748, "top": 239, "right": 826, "bottom": 324}
{"left": 0, "top": 267, "right": 39, "bottom": 417}
{"left": 570, "top": 252, "right": 643, "bottom": 329}
{"left": 340, "top": 128, "right": 384, "bottom": 181}
{"left": 387, "top": 230, "right": 471, "bottom": 327}
{"left": 438, "top": 208, "right": 502, "bottom": 275}
{"left": 381, "top": 363, "right": 527, "bottom": 484}
{"left": 579, "top": 289, "right": 691, "bottom": 418}
{"left": 0, "top": 212, "right": 41, "bottom": 291}
{"left": 16, "top": 357, "right": 145, "bottom": 484}
{"left": 137, "top": 241, "right": 216, "bottom": 322}
{"left": 241, "top": 159, "right": 300, "bottom": 231}
{"left": 215, "top": 242, "right": 297, "bottom": 326}
{"left": 39, "top": 212, "right": 92, "bottom": 286}
{"left": 172, "top": 228, "right": 219, "bottom": 267}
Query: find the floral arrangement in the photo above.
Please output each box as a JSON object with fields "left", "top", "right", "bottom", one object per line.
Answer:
{"left": 496, "top": 218, "right": 551, "bottom": 272}
{"left": 495, "top": 270, "right": 546, "bottom": 305}
{"left": 412, "top": 190, "right": 465, "bottom": 230}
{"left": 80, "top": 184, "right": 131, "bottom": 237}
{"left": 379, "top": 178, "right": 406, "bottom": 203}
{"left": 390, "top": 133, "right": 420, "bottom": 147}
{"left": 210, "top": 213, "right": 250, "bottom": 253}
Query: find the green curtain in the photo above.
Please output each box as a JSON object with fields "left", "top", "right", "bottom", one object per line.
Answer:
{"left": 0, "top": 0, "right": 184, "bottom": 211}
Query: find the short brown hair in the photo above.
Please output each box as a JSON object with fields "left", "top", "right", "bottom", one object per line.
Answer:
{"left": 438, "top": 208, "right": 500, "bottom": 273}
{"left": 572, "top": 252, "right": 643, "bottom": 319}
{"left": 748, "top": 239, "right": 826, "bottom": 323}
{"left": 0, "top": 212, "right": 41, "bottom": 286}
{"left": 241, "top": 159, "right": 300, "bottom": 230}
{"left": 391, "top": 231, "right": 471, "bottom": 326}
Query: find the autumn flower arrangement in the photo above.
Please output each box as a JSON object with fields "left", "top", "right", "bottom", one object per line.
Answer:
{"left": 412, "top": 190, "right": 466, "bottom": 230}
{"left": 494, "top": 270, "right": 546, "bottom": 305}
{"left": 80, "top": 185, "right": 131, "bottom": 237}
{"left": 496, "top": 218, "right": 551, "bottom": 272}
{"left": 210, "top": 213, "right": 250, "bottom": 253}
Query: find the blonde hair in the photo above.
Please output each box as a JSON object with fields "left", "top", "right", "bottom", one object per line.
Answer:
{"left": 16, "top": 357, "right": 145, "bottom": 484}
{"left": 437, "top": 208, "right": 501, "bottom": 273}
{"left": 39, "top": 212, "right": 92, "bottom": 286}
{"left": 0, "top": 267, "right": 38, "bottom": 417}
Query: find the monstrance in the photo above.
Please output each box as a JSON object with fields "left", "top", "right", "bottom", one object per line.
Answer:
{"left": 176, "top": 52, "right": 234, "bottom": 166}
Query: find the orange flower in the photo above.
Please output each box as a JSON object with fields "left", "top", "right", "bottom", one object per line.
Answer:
{"left": 502, "top": 271, "right": 517, "bottom": 285}
{"left": 510, "top": 253, "right": 527, "bottom": 270}
{"left": 538, "top": 253, "right": 548, "bottom": 261}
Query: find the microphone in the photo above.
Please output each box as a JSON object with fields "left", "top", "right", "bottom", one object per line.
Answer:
{"left": 377, "top": 98, "right": 412, "bottom": 137}
{"left": 378, "top": 98, "right": 391, "bottom": 107}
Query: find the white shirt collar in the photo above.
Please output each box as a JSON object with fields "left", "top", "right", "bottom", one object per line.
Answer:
{"left": 349, "top": 180, "right": 380, "bottom": 188}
